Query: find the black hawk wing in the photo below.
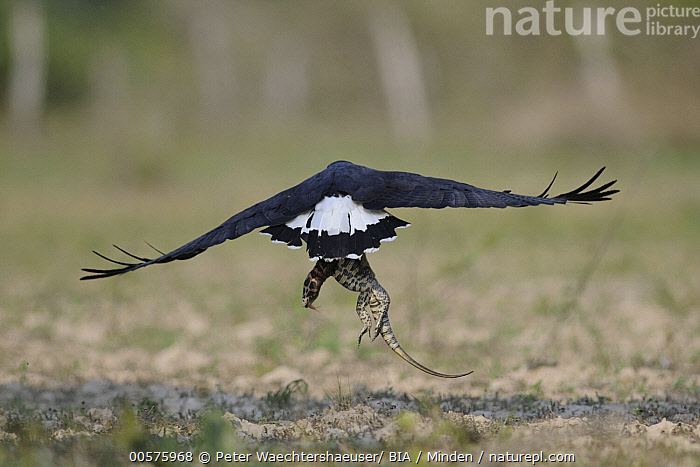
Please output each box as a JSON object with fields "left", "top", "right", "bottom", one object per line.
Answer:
{"left": 81, "top": 161, "right": 618, "bottom": 279}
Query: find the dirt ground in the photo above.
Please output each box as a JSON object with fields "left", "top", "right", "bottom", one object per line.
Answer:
{"left": 0, "top": 380, "right": 698, "bottom": 464}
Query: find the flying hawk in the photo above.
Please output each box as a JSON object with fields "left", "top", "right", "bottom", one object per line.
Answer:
{"left": 82, "top": 160, "right": 618, "bottom": 377}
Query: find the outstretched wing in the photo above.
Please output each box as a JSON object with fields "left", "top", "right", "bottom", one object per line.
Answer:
{"left": 83, "top": 161, "right": 618, "bottom": 279}
{"left": 335, "top": 164, "right": 619, "bottom": 210}
{"left": 81, "top": 168, "right": 333, "bottom": 280}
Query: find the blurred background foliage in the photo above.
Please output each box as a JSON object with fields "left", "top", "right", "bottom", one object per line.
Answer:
{"left": 1, "top": 0, "right": 698, "bottom": 151}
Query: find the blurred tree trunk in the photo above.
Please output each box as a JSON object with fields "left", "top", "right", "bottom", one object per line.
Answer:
{"left": 262, "top": 35, "right": 309, "bottom": 123}
{"left": 8, "top": 0, "right": 46, "bottom": 134}
{"left": 187, "top": 1, "right": 237, "bottom": 128}
{"left": 574, "top": 33, "right": 637, "bottom": 141}
{"left": 89, "top": 45, "right": 129, "bottom": 130}
{"left": 368, "top": 2, "right": 432, "bottom": 144}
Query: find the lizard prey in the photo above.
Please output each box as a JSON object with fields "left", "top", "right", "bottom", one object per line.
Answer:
{"left": 302, "top": 255, "right": 472, "bottom": 378}
{"left": 82, "top": 161, "right": 618, "bottom": 377}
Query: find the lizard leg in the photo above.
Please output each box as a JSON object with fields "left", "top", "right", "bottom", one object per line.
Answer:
{"left": 367, "top": 283, "right": 388, "bottom": 341}
{"left": 355, "top": 291, "right": 373, "bottom": 346}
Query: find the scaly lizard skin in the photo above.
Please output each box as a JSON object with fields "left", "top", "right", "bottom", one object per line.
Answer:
{"left": 302, "top": 255, "right": 472, "bottom": 378}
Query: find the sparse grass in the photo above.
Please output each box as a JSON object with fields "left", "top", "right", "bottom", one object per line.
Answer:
{"left": 325, "top": 377, "right": 357, "bottom": 410}
{"left": 264, "top": 379, "right": 309, "bottom": 410}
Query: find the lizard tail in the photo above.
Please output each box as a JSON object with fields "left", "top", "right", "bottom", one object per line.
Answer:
{"left": 379, "top": 313, "right": 472, "bottom": 379}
